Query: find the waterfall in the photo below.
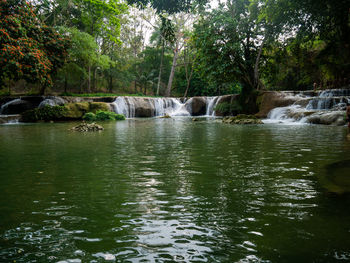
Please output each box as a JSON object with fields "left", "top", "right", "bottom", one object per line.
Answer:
{"left": 0, "top": 99, "right": 22, "bottom": 114}
{"left": 205, "top": 96, "right": 220, "bottom": 116}
{"left": 111, "top": 96, "right": 225, "bottom": 118}
{"left": 265, "top": 89, "right": 350, "bottom": 125}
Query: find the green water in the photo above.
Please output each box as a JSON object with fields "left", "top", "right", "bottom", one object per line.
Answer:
{"left": 0, "top": 119, "right": 350, "bottom": 262}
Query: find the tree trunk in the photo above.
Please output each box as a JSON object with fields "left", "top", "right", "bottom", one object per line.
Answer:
{"left": 165, "top": 46, "right": 179, "bottom": 97}
{"left": 254, "top": 39, "right": 264, "bottom": 90}
{"left": 64, "top": 74, "right": 68, "bottom": 93}
{"left": 108, "top": 75, "right": 113, "bottom": 93}
{"left": 156, "top": 43, "right": 164, "bottom": 96}
{"left": 183, "top": 66, "right": 194, "bottom": 98}
{"left": 87, "top": 65, "right": 91, "bottom": 93}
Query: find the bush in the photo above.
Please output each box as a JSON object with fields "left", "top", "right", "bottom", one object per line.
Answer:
{"left": 82, "top": 112, "right": 96, "bottom": 121}
{"left": 82, "top": 110, "right": 125, "bottom": 121}
{"left": 21, "top": 105, "right": 67, "bottom": 122}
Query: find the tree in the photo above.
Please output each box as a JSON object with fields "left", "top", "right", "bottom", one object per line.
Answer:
{"left": 193, "top": 1, "right": 266, "bottom": 110}
{"left": 0, "top": 0, "right": 69, "bottom": 94}
{"left": 127, "top": 0, "right": 208, "bottom": 14}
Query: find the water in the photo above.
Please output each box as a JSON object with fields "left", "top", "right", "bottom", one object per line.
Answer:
{"left": 265, "top": 89, "right": 350, "bottom": 125}
{"left": 1, "top": 120, "right": 350, "bottom": 262}
{"left": 111, "top": 96, "right": 219, "bottom": 118}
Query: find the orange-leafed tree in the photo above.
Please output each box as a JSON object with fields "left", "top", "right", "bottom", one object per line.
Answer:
{"left": 0, "top": 0, "right": 70, "bottom": 94}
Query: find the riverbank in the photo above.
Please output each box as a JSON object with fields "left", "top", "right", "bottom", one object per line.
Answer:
{"left": 1, "top": 88, "right": 349, "bottom": 125}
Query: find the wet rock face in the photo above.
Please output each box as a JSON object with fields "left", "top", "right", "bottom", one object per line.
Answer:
{"left": 256, "top": 91, "right": 298, "bottom": 118}
{"left": 134, "top": 98, "right": 154, "bottom": 117}
{"left": 189, "top": 97, "right": 206, "bottom": 116}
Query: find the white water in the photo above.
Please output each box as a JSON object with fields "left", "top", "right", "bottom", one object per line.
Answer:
{"left": 0, "top": 99, "right": 22, "bottom": 114}
{"left": 111, "top": 96, "right": 221, "bottom": 118}
{"left": 205, "top": 96, "right": 220, "bottom": 116}
{"left": 265, "top": 89, "right": 350, "bottom": 125}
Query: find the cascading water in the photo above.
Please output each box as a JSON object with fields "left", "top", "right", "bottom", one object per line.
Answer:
{"left": 0, "top": 99, "right": 22, "bottom": 115}
{"left": 205, "top": 96, "right": 220, "bottom": 116}
{"left": 111, "top": 96, "right": 223, "bottom": 118}
{"left": 265, "top": 89, "right": 350, "bottom": 125}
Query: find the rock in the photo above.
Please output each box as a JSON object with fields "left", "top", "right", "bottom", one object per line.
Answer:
{"left": 160, "top": 114, "right": 171, "bottom": 118}
{"left": 133, "top": 98, "right": 154, "bottom": 117}
{"left": 0, "top": 114, "right": 21, "bottom": 124}
{"left": 38, "top": 96, "right": 66, "bottom": 108}
{"left": 63, "top": 102, "right": 111, "bottom": 119}
{"left": 91, "top": 97, "right": 116, "bottom": 103}
{"left": 255, "top": 91, "right": 299, "bottom": 118}
{"left": 223, "top": 114, "right": 263, "bottom": 125}
{"left": 0, "top": 99, "right": 39, "bottom": 114}
{"left": 306, "top": 111, "right": 346, "bottom": 126}
{"left": 192, "top": 97, "right": 207, "bottom": 116}
{"left": 71, "top": 122, "right": 104, "bottom": 132}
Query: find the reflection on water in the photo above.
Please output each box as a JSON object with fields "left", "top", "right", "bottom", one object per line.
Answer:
{"left": 0, "top": 119, "right": 350, "bottom": 262}
{"left": 319, "top": 160, "right": 350, "bottom": 194}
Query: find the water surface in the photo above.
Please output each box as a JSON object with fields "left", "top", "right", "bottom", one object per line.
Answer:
{"left": 0, "top": 119, "right": 350, "bottom": 262}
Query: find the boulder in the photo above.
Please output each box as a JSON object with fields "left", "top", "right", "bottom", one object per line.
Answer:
{"left": 306, "top": 111, "right": 346, "bottom": 126}
{"left": 39, "top": 96, "right": 66, "bottom": 108}
{"left": 134, "top": 98, "right": 154, "bottom": 117}
{"left": 255, "top": 91, "right": 299, "bottom": 118}
{"left": 63, "top": 102, "right": 111, "bottom": 119}
{"left": 188, "top": 97, "right": 206, "bottom": 116}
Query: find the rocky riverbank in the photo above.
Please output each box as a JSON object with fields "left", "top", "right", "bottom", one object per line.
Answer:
{"left": 1, "top": 88, "right": 349, "bottom": 125}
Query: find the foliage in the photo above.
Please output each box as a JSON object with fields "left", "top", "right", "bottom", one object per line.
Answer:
{"left": 0, "top": 0, "right": 70, "bottom": 93}
{"left": 21, "top": 105, "right": 67, "bottom": 122}
{"left": 82, "top": 110, "right": 125, "bottom": 121}
{"left": 82, "top": 112, "right": 96, "bottom": 121}
{"left": 215, "top": 101, "right": 242, "bottom": 116}
{"left": 60, "top": 92, "right": 160, "bottom": 97}
{"left": 127, "top": 0, "right": 208, "bottom": 14}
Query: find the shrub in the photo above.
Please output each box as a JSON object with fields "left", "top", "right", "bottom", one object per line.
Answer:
{"left": 21, "top": 105, "right": 67, "bottom": 122}
{"left": 115, "top": 114, "right": 126, "bottom": 120}
{"left": 95, "top": 110, "right": 116, "bottom": 121}
{"left": 82, "top": 110, "right": 125, "bottom": 121}
{"left": 82, "top": 112, "right": 96, "bottom": 121}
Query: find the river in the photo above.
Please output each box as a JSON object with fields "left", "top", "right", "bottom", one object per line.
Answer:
{"left": 0, "top": 119, "right": 350, "bottom": 262}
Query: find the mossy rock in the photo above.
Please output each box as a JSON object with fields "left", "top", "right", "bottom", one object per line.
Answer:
{"left": 223, "top": 114, "right": 263, "bottom": 125}
{"left": 89, "top": 102, "right": 110, "bottom": 112}
{"left": 63, "top": 102, "right": 111, "bottom": 119}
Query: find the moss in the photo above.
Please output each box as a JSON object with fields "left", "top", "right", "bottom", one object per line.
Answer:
{"left": 21, "top": 105, "right": 67, "bottom": 122}
{"left": 89, "top": 102, "right": 110, "bottom": 113}
{"left": 63, "top": 102, "right": 110, "bottom": 119}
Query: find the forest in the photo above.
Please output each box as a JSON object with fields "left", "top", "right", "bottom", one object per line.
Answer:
{"left": 0, "top": 0, "right": 349, "bottom": 98}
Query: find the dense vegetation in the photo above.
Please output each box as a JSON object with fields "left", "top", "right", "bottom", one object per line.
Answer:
{"left": 0, "top": 0, "right": 349, "bottom": 99}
